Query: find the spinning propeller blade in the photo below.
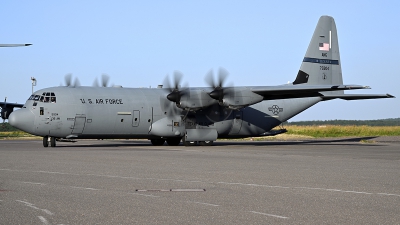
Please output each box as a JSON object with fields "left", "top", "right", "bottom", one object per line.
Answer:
{"left": 205, "top": 68, "right": 233, "bottom": 103}
{"left": 63, "top": 74, "right": 80, "bottom": 87}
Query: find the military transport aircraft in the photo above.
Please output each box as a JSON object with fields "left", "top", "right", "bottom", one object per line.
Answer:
{"left": 6, "top": 16, "right": 394, "bottom": 147}
{"left": 0, "top": 44, "right": 32, "bottom": 47}
{"left": 0, "top": 43, "right": 31, "bottom": 121}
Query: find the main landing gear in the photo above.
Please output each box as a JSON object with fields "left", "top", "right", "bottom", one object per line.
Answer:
{"left": 150, "top": 138, "right": 182, "bottom": 146}
{"left": 181, "top": 136, "right": 214, "bottom": 146}
{"left": 43, "top": 136, "right": 57, "bottom": 147}
{"left": 182, "top": 140, "right": 214, "bottom": 146}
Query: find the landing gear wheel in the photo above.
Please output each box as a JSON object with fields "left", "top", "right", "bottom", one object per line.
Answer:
{"left": 199, "top": 141, "right": 213, "bottom": 146}
{"left": 50, "top": 137, "right": 56, "bottom": 147}
{"left": 150, "top": 139, "right": 165, "bottom": 146}
{"left": 166, "top": 138, "right": 181, "bottom": 146}
{"left": 182, "top": 136, "right": 197, "bottom": 146}
{"left": 43, "top": 136, "right": 49, "bottom": 148}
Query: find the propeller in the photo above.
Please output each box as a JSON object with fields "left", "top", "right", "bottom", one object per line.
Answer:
{"left": 93, "top": 74, "right": 110, "bottom": 87}
{"left": 64, "top": 73, "right": 80, "bottom": 87}
{"left": 163, "top": 71, "right": 188, "bottom": 103}
{"left": 159, "top": 95, "right": 181, "bottom": 119}
{"left": 205, "top": 68, "right": 233, "bottom": 103}
{"left": 160, "top": 71, "right": 189, "bottom": 118}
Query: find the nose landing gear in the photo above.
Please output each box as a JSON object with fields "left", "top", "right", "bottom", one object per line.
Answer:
{"left": 43, "top": 136, "right": 57, "bottom": 147}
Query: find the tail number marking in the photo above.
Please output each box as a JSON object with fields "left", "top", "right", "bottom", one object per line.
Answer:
{"left": 320, "top": 66, "right": 329, "bottom": 70}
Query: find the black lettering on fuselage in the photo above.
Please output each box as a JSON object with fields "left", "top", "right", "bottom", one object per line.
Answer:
{"left": 80, "top": 98, "right": 123, "bottom": 105}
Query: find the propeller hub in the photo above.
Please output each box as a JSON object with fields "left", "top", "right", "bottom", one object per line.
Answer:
{"left": 167, "top": 91, "right": 181, "bottom": 102}
{"left": 209, "top": 89, "right": 223, "bottom": 100}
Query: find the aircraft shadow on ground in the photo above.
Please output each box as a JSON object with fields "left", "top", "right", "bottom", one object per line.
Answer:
{"left": 55, "top": 136, "right": 383, "bottom": 148}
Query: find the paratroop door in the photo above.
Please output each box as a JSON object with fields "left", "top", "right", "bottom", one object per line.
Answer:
{"left": 72, "top": 116, "right": 86, "bottom": 134}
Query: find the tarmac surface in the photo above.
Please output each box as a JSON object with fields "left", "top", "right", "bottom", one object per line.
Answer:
{"left": 0, "top": 138, "right": 399, "bottom": 224}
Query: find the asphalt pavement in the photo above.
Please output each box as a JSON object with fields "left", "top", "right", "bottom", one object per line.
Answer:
{"left": 1, "top": 139, "right": 399, "bottom": 224}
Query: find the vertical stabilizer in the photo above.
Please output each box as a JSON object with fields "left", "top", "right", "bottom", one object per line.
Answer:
{"left": 293, "top": 16, "right": 343, "bottom": 94}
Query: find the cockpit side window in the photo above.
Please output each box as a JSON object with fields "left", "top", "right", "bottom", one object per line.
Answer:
{"left": 50, "top": 92, "right": 56, "bottom": 103}
{"left": 30, "top": 92, "right": 57, "bottom": 103}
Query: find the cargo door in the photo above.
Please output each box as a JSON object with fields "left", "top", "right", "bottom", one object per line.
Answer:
{"left": 72, "top": 116, "right": 86, "bottom": 134}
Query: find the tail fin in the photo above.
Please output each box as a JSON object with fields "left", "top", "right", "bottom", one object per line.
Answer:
{"left": 293, "top": 16, "right": 343, "bottom": 93}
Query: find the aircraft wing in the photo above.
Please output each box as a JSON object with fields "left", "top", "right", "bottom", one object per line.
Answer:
{"left": 0, "top": 102, "right": 24, "bottom": 108}
{"left": 0, "top": 44, "right": 32, "bottom": 47}
{"left": 321, "top": 94, "right": 395, "bottom": 101}
{"left": 251, "top": 84, "right": 373, "bottom": 100}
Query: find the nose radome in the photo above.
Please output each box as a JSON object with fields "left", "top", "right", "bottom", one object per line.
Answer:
{"left": 8, "top": 109, "right": 35, "bottom": 133}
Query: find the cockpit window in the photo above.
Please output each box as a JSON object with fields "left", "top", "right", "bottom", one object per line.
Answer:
{"left": 29, "top": 92, "right": 56, "bottom": 103}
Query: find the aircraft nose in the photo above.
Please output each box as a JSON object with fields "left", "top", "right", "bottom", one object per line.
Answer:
{"left": 8, "top": 109, "right": 35, "bottom": 133}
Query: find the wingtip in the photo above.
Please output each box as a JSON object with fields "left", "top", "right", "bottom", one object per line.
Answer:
{"left": 387, "top": 94, "right": 395, "bottom": 98}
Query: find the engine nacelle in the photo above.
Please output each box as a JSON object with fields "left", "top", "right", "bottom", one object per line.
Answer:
{"left": 178, "top": 89, "right": 218, "bottom": 111}
{"left": 222, "top": 89, "right": 263, "bottom": 110}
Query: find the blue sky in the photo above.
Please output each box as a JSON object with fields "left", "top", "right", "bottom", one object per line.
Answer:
{"left": 1, "top": 0, "right": 399, "bottom": 121}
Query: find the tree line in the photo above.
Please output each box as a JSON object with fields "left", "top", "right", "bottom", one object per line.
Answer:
{"left": 286, "top": 118, "right": 400, "bottom": 126}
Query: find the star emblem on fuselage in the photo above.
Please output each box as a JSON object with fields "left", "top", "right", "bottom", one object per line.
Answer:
{"left": 268, "top": 105, "right": 283, "bottom": 115}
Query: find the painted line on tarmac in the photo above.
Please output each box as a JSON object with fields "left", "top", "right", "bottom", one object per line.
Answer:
{"left": 129, "top": 192, "right": 160, "bottom": 198}
{"left": 188, "top": 201, "right": 219, "bottom": 207}
{"left": 217, "top": 182, "right": 390, "bottom": 197}
{"left": 21, "top": 181, "right": 46, "bottom": 186}
{"left": 38, "top": 216, "right": 50, "bottom": 225}
{"left": 377, "top": 193, "right": 400, "bottom": 197}
{"left": 250, "top": 211, "right": 289, "bottom": 219}
{"left": 5, "top": 168, "right": 400, "bottom": 199}
{"left": 70, "top": 186, "right": 100, "bottom": 191}
{"left": 16, "top": 200, "right": 54, "bottom": 215}
{"left": 294, "top": 186, "right": 373, "bottom": 195}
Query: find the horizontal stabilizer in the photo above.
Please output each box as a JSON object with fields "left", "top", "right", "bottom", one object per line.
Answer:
{"left": 321, "top": 94, "right": 395, "bottom": 101}
{"left": 251, "top": 84, "right": 370, "bottom": 100}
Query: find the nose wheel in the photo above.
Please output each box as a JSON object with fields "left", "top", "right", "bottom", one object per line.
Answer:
{"left": 43, "top": 136, "right": 57, "bottom": 147}
{"left": 43, "top": 136, "right": 48, "bottom": 147}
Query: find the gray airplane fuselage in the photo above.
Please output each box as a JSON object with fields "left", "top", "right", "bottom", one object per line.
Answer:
{"left": 13, "top": 86, "right": 318, "bottom": 139}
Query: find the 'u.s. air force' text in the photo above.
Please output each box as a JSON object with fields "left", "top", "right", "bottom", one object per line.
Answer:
{"left": 79, "top": 98, "right": 123, "bottom": 104}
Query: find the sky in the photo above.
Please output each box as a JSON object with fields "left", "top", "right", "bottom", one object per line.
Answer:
{"left": 1, "top": 0, "right": 399, "bottom": 121}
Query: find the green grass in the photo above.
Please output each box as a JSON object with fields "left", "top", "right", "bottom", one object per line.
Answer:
{"left": 285, "top": 125, "right": 400, "bottom": 138}
{"left": 0, "top": 131, "right": 37, "bottom": 139}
